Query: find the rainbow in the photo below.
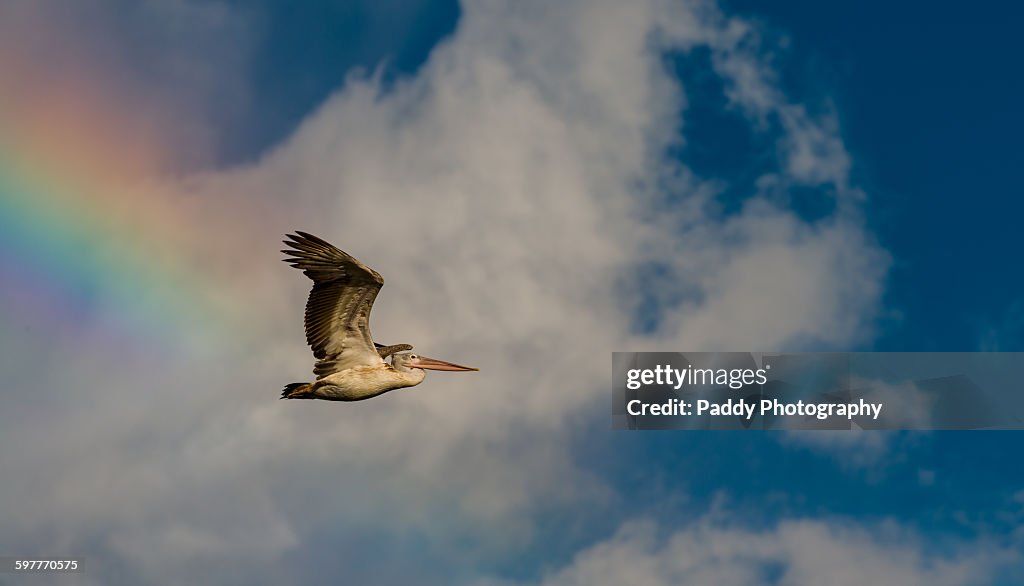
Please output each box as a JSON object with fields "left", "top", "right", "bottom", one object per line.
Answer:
{"left": 0, "top": 64, "right": 233, "bottom": 352}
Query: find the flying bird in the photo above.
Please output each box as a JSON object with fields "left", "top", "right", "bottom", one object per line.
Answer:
{"left": 280, "top": 231, "right": 478, "bottom": 401}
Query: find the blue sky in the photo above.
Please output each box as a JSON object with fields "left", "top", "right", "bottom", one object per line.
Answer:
{"left": 2, "top": 1, "right": 1023, "bottom": 584}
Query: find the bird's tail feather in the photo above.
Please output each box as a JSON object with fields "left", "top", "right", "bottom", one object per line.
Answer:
{"left": 281, "top": 382, "right": 314, "bottom": 400}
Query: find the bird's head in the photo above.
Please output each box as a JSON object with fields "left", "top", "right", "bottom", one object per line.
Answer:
{"left": 391, "top": 352, "right": 479, "bottom": 373}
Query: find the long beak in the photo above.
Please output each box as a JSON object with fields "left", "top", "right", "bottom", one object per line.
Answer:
{"left": 407, "top": 356, "right": 479, "bottom": 372}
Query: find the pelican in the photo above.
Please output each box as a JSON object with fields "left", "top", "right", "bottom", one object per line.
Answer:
{"left": 280, "top": 231, "right": 477, "bottom": 401}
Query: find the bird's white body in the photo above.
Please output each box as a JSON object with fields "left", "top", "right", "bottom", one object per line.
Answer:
{"left": 311, "top": 365, "right": 426, "bottom": 401}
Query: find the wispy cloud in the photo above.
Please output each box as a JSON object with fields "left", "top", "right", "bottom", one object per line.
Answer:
{"left": 486, "top": 516, "right": 1021, "bottom": 586}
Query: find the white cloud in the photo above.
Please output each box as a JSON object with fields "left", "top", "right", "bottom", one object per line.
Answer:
{"left": 496, "top": 517, "right": 1019, "bottom": 586}
{"left": 0, "top": 0, "right": 890, "bottom": 582}
{"left": 781, "top": 430, "right": 895, "bottom": 470}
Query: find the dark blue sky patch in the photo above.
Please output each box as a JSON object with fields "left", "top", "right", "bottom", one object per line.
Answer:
{"left": 571, "top": 428, "right": 1024, "bottom": 539}
{"left": 666, "top": 47, "right": 778, "bottom": 217}
{"left": 619, "top": 259, "right": 706, "bottom": 336}
{"left": 722, "top": 0, "right": 1024, "bottom": 351}
{"left": 221, "top": 0, "right": 460, "bottom": 165}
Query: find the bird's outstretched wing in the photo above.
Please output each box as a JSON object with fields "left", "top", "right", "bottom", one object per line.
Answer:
{"left": 282, "top": 231, "right": 385, "bottom": 377}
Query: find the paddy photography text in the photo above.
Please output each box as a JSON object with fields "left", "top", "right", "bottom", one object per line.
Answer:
{"left": 624, "top": 364, "right": 883, "bottom": 421}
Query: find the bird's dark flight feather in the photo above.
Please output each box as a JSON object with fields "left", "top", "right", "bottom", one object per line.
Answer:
{"left": 282, "top": 232, "right": 385, "bottom": 377}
